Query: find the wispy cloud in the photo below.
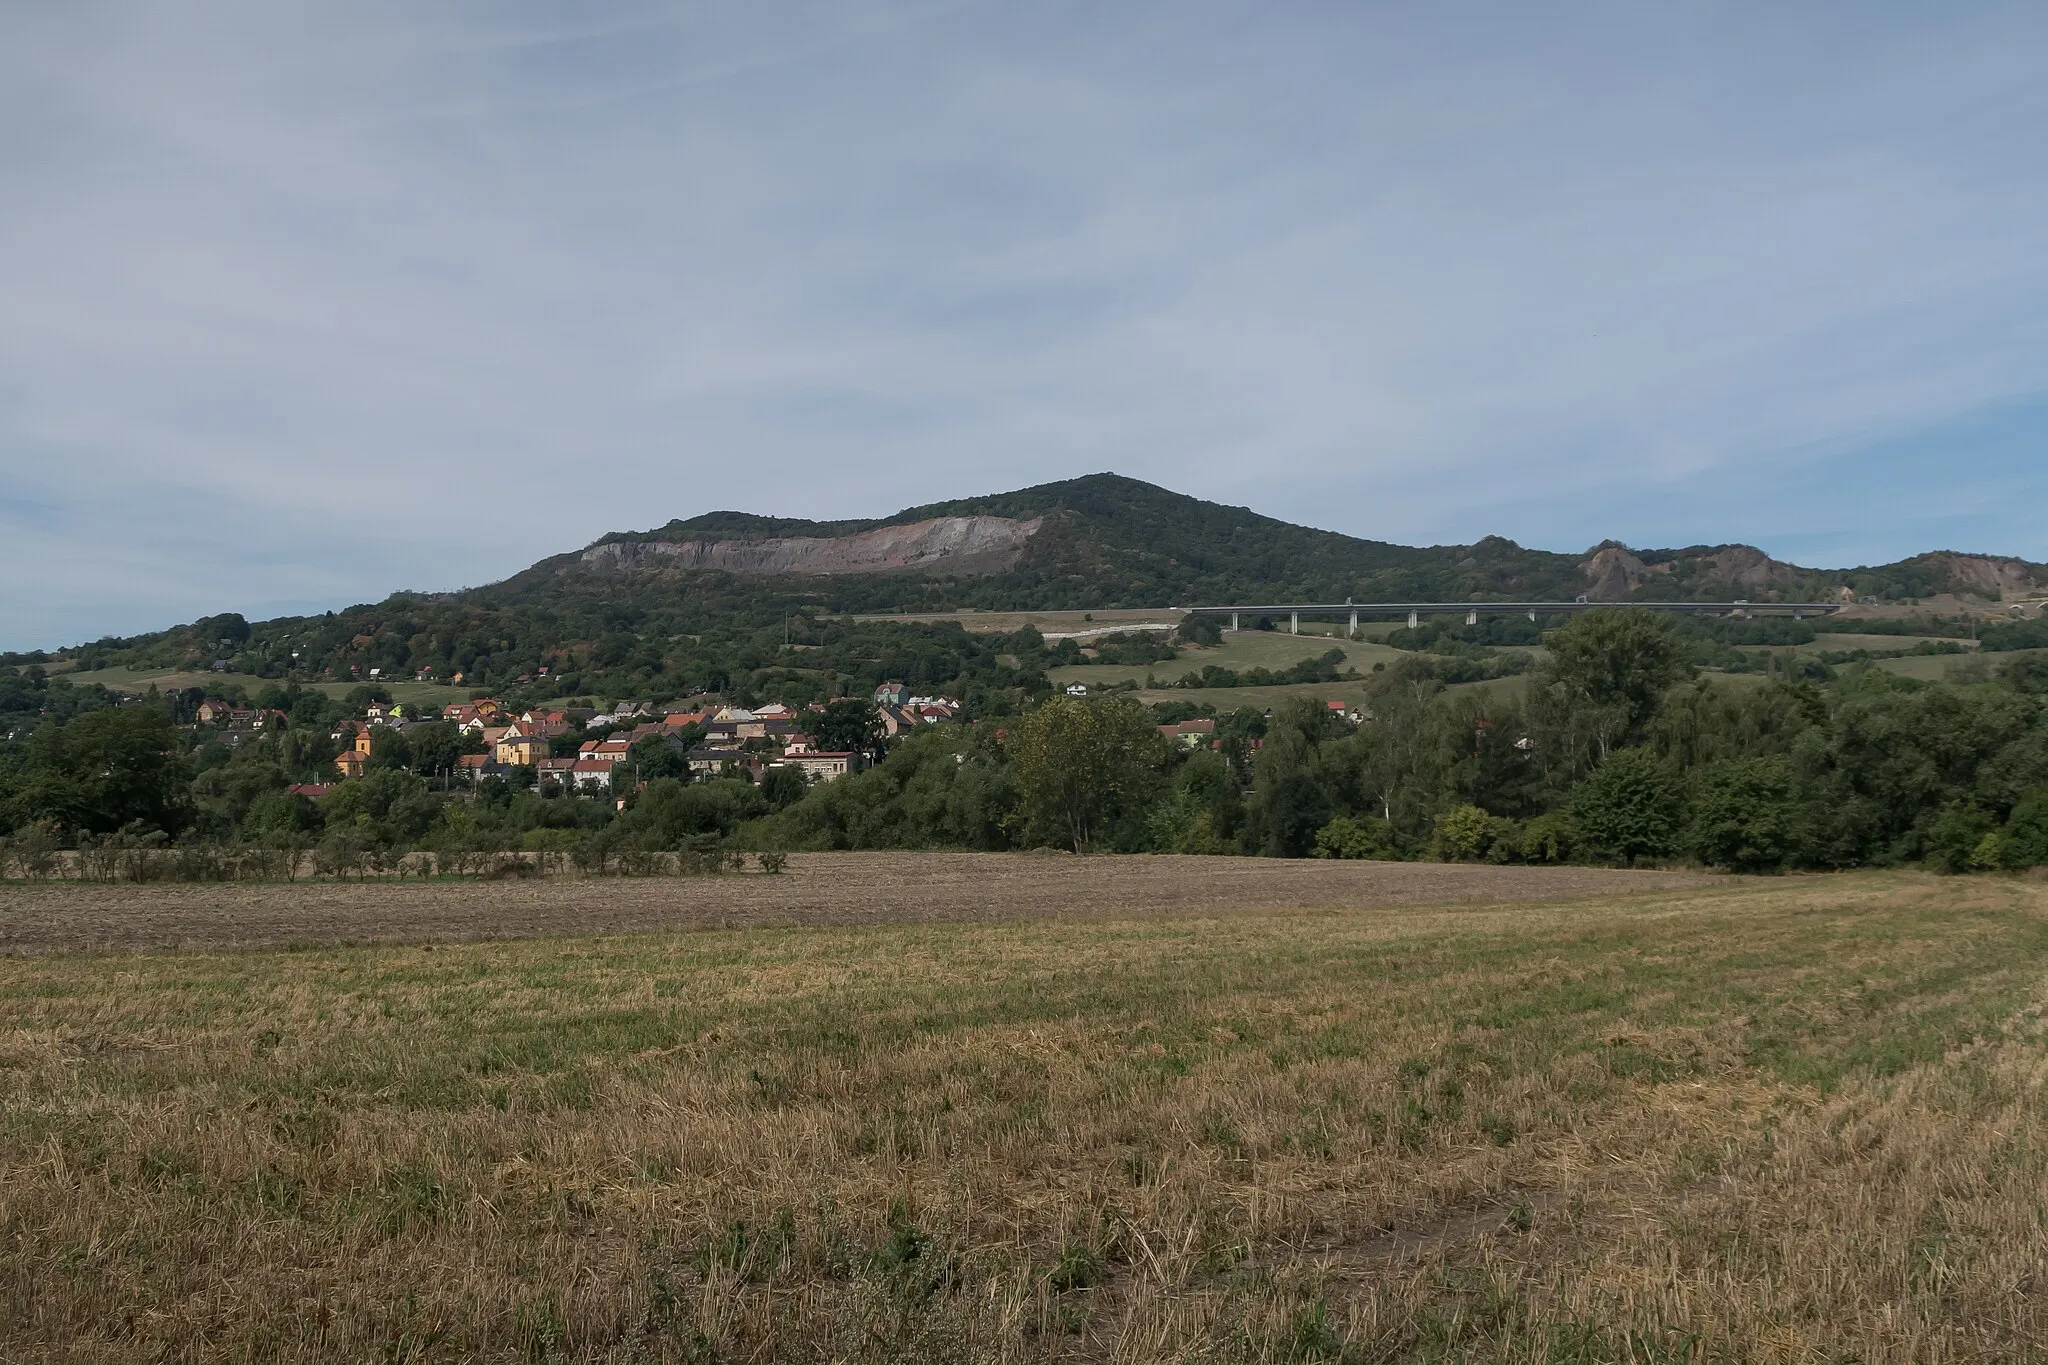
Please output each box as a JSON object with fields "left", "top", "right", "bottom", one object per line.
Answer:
{"left": 3, "top": 1, "right": 2046, "bottom": 646}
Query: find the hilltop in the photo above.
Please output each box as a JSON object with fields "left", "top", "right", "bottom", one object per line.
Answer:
{"left": 17, "top": 473, "right": 2048, "bottom": 692}
{"left": 490, "top": 473, "right": 2047, "bottom": 613}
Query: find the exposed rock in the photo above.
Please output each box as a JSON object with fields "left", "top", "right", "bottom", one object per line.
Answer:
{"left": 1700, "top": 545, "right": 1807, "bottom": 593}
{"left": 1579, "top": 546, "right": 1655, "bottom": 601}
{"left": 581, "top": 515, "right": 1043, "bottom": 577}
{"left": 1915, "top": 553, "right": 2043, "bottom": 600}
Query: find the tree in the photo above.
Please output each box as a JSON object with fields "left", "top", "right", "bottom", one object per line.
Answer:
{"left": 1571, "top": 748, "right": 1683, "bottom": 866}
{"left": 404, "top": 722, "right": 470, "bottom": 780}
{"left": 814, "top": 699, "right": 881, "bottom": 754}
{"left": 1686, "top": 756, "right": 1795, "bottom": 872}
{"left": 1537, "top": 610, "right": 1692, "bottom": 755}
{"left": 1005, "top": 696, "right": 1159, "bottom": 852}
{"left": 9, "top": 707, "right": 192, "bottom": 837}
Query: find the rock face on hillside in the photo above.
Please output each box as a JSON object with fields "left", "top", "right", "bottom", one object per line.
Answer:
{"left": 580, "top": 515, "right": 1043, "bottom": 577}
{"left": 1919, "top": 553, "right": 2044, "bottom": 600}
{"left": 1579, "top": 546, "right": 1653, "bottom": 600}
{"left": 1580, "top": 543, "right": 1809, "bottom": 601}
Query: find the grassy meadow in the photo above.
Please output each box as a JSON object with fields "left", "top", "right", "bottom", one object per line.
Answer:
{"left": 4, "top": 871, "right": 2048, "bottom": 1361}
{"left": 56, "top": 665, "right": 470, "bottom": 709}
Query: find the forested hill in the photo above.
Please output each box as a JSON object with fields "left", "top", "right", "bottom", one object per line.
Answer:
{"left": 19, "top": 473, "right": 2048, "bottom": 691}
{"left": 494, "top": 472, "right": 2043, "bottom": 613}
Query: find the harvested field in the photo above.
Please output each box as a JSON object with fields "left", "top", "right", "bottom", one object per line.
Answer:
{"left": 0, "top": 853, "right": 1715, "bottom": 956}
{"left": 4, "top": 869, "right": 2046, "bottom": 1362}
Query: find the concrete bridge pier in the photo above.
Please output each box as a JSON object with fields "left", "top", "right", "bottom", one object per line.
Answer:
{"left": 1349, "top": 609, "right": 1359, "bottom": 638}
{"left": 1230, "top": 612, "right": 1239, "bottom": 633}
{"left": 1528, "top": 610, "right": 1537, "bottom": 622}
{"left": 1289, "top": 611, "right": 1299, "bottom": 635}
{"left": 1467, "top": 609, "right": 1478, "bottom": 626}
{"left": 1407, "top": 610, "right": 1419, "bottom": 629}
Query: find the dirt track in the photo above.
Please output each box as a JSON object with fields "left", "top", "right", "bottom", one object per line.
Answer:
{"left": 0, "top": 853, "right": 1719, "bottom": 956}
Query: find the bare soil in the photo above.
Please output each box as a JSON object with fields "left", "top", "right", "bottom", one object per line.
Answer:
{"left": 0, "top": 853, "right": 1717, "bottom": 956}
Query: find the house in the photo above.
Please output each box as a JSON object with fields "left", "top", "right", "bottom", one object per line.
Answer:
{"left": 570, "top": 758, "right": 617, "bottom": 793}
{"left": 753, "top": 703, "right": 795, "bottom": 721}
{"left": 195, "top": 699, "right": 252, "bottom": 727}
{"left": 875, "top": 705, "right": 915, "bottom": 738}
{"left": 479, "top": 725, "right": 512, "bottom": 749}
{"left": 782, "top": 732, "right": 818, "bottom": 755}
{"left": 287, "top": 783, "right": 332, "bottom": 800}
{"left": 534, "top": 756, "right": 579, "bottom": 787}
{"left": 686, "top": 748, "right": 758, "bottom": 779}
{"left": 578, "top": 739, "right": 634, "bottom": 761}
{"left": 781, "top": 751, "right": 855, "bottom": 780}
{"left": 711, "top": 707, "right": 767, "bottom": 739}
{"left": 873, "top": 682, "right": 909, "bottom": 707}
{"left": 1158, "top": 718, "right": 1216, "bottom": 747}
{"left": 496, "top": 731, "right": 548, "bottom": 766}
{"left": 1064, "top": 683, "right": 1089, "bottom": 697}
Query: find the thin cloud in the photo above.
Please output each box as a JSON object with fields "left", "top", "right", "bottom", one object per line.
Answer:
{"left": 2, "top": 2, "right": 2046, "bottom": 647}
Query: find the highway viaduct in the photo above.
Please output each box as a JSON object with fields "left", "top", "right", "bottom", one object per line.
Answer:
{"left": 1180, "top": 599, "right": 1844, "bottom": 637}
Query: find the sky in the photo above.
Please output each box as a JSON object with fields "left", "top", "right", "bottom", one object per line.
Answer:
{"left": 3, "top": 2, "right": 2046, "bottom": 649}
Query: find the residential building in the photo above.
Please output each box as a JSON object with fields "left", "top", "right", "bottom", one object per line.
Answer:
{"left": 873, "top": 682, "right": 909, "bottom": 707}
{"left": 570, "top": 759, "right": 617, "bottom": 793}
{"left": 781, "top": 751, "right": 855, "bottom": 780}
{"left": 496, "top": 732, "right": 548, "bottom": 766}
{"left": 534, "top": 757, "right": 579, "bottom": 787}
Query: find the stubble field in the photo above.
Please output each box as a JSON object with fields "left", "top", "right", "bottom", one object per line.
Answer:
{"left": 3, "top": 861, "right": 2046, "bottom": 1362}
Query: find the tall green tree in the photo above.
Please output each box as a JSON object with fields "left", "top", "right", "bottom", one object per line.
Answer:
{"left": 1535, "top": 609, "right": 1693, "bottom": 762}
{"left": 1005, "top": 696, "right": 1159, "bottom": 853}
{"left": 8, "top": 707, "right": 192, "bottom": 837}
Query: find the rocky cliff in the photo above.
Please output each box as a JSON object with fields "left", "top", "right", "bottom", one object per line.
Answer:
{"left": 580, "top": 515, "right": 1043, "bottom": 577}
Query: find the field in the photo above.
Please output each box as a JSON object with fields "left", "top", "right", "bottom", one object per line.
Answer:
{"left": 847, "top": 610, "right": 1189, "bottom": 637}
{"left": 59, "top": 665, "right": 469, "bottom": 708}
{"left": 1051, "top": 632, "right": 1416, "bottom": 713}
{"left": 5, "top": 859, "right": 2047, "bottom": 1362}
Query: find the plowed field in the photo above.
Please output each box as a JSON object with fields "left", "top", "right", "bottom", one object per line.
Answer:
{"left": 0, "top": 853, "right": 1717, "bottom": 955}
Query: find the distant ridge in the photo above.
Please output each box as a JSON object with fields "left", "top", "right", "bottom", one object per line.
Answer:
{"left": 490, "top": 473, "right": 2048, "bottom": 613}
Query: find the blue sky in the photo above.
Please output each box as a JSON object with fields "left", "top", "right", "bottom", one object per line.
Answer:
{"left": 3, "top": 2, "right": 2045, "bottom": 649}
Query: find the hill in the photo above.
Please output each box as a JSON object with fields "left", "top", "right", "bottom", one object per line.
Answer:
{"left": 498, "top": 472, "right": 2047, "bottom": 613}
{"left": 17, "top": 473, "right": 2048, "bottom": 700}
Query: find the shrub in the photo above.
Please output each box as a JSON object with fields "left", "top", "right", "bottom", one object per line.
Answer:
{"left": 1430, "top": 805, "right": 1492, "bottom": 862}
{"left": 1313, "top": 814, "right": 1398, "bottom": 860}
{"left": 1687, "top": 757, "right": 1796, "bottom": 872}
{"left": 2000, "top": 789, "right": 2048, "bottom": 867}
{"left": 1571, "top": 749, "right": 1684, "bottom": 866}
{"left": 2, "top": 821, "right": 61, "bottom": 881}
{"left": 757, "top": 851, "right": 789, "bottom": 875}
{"left": 1924, "top": 801, "right": 1995, "bottom": 874}
{"left": 1518, "top": 812, "right": 1573, "bottom": 864}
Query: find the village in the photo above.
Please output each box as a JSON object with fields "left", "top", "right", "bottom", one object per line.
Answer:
{"left": 321, "top": 682, "right": 964, "bottom": 793}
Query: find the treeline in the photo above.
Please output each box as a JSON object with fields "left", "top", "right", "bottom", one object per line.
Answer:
{"left": 10, "top": 612, "right": 2048, "bottom": 879}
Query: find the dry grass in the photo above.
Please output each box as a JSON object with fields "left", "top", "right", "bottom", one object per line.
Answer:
{"left": 3, "top": 870, "right": 2046, "bottom": 1361}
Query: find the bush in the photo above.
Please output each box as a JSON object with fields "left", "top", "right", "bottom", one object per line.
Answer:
{"left": 1924, "top": 801, "right": 1996, "bottom": 874}
{"left": 1313, "top": 814, "right": 1398, "bottom": 860}
{"left": 757, "top": 851, "right": 789, "bottom": 875}
{"left": 2, "top": 820, "right": 61, "bottom": 881}
{"left": 1430, "top": 805, "right": 1491, "bottom": 862}
{"left": 1687, "top": 757, "right": 1796, "bottom": 872}
{"left": 1518, "top": 812, "right": 1573, "bottom": 864}
{"left": 1998, "top": 789, "right": 2048, "bottom": 868}
{"left": 1571, "top": 749, "right": 1684, "bottom": 866}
